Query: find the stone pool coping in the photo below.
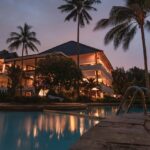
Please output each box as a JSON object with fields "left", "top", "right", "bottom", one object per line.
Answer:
{"left": 70, "top": 113, "right": 150, "bottom": 150}
{"left": 0, "top": 103, "right": 119, "bottom": 111}
{"left": 0, "top": 103, "right": 87, "bottom": 111}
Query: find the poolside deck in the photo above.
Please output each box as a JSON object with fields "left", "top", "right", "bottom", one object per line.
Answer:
{"left": 70, "top": 113, "right": 150, "bottom": 150}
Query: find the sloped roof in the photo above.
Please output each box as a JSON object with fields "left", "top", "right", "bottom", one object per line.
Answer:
{"left": 0, "top": 50, "right": 18, "bottom": 59}
{"left": 40, "top": 41, "right": 102, "bottom": 55}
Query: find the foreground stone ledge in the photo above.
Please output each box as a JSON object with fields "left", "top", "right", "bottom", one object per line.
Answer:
{"left": 70, "top": 113, "right": 150, "bottom": 150}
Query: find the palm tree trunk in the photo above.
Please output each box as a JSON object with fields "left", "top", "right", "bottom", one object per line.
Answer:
{"left": 77, "top": 13, "right": 80, "bottom": 98}
{"left": 140, "top": 25, "right": 150, "bottom": 90}
{"left": 20, "top": 44, "right": 25, "bottom": 96}
{"left": 77, "top": 14, "right": 80, "bottom": 68}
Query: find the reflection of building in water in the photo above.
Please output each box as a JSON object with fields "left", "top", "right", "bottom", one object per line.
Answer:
{"left": 80, "top": 118, "right": 85, "bottom": 136}
{"left": 0, "top": 112, "right": 100, "bottom": 150}
{"left": 88, "top": 106, "right": 118, "bottom": 118}
{"left": 23, "top": 113, "right": 98, "bottom": 140}
{"left": 112, "top": 107, "right": 118, "bottom": 114}
{"left": 69, "top": 115, "right": 78, "bottom": 133}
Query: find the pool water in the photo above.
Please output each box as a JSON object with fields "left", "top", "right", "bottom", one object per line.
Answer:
{"left": 72, "top": 105, "right": 150, "bottom": 118}
{"left": 0, "top": 105, "right": 149, "bottom": 150}
{"left": 0, "top": 111, "right": 98, "bottom": 150}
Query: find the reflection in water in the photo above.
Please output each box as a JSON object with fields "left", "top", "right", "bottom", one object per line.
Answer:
{"left": 0, "top": 112, "right": 98, "bottom": 150}
{"left": 86, "top": 106, "right": 118, "bottom": 118}
{"left": 0, "top": 106, "right": 123, "bottom": 150}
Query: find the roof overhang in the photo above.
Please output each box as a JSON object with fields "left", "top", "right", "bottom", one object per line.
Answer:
{"left": 4, "top": 52, "right": 68, "bottom": 63}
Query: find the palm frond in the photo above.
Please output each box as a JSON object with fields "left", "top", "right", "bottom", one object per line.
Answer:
{"left": 94, "top": 19, "right": 110, "bottom": 30}
{"left": 65, "top": 10, "right": 77, "bottom": 21}
{"left": 145, "top": 20, "right": 150, "bottom": 31}
{"left": 113, "top": 24, "right": 134, "bottom": 49}
{"left": 123, "top": 25, "right": 137, "bottom": 50}
{"left": 8, "top": 41, "right": 22, "bottom": 51}
{"left": 104, "top": 22, "right": 129, "bottom": 45}
{"left": 59, "top": 0, "right": 100, "bottom": 25}
{"left": 109, "top": 6, "right": 134, "bottom": 25}
{"left": 10, "top": 32, "right": 21, "bottom": 37}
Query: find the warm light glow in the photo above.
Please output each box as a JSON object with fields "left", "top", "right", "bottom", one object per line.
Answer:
{"left": 39, "top": 89, "right": 49, "bottom": 97}
{"left": 17, "top": 138, "right": 21, "bottom": 147}
{"left": 69, "top": 115, "right": 78, "bottom": 133}
{"left": 33, "top": 125, "right": 38, "bottom": 137}
{"left": 79, "top": 118, "right": 85, "bottom": 136}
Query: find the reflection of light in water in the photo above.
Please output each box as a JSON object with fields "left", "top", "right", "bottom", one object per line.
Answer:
{"left": 55, "top": 115, "right": 61, "bottom": 139}
{"left": 69, "top": 115, "right": 78, "bottom": 133}
{"left": 49, "top": 133, "right": 54, "bottom": 139}
{"left": 33, "top": 125, "right": 38, "bottom": 137}
{"left": 79, "top": 117, "right": 85, "bottom": 136}
{"left": 35, "top": 142, "right": 39, "bottom": 149}
{"left": 0, "top": 115, "right": 5, "bottom": 140}
{"left": 17, "top": 138, "right": 21, "bottom": 147}
{"left": 25, "top": 118, "right": 32, "bottom": 137}
{"left": 112, "top": 107, "right": 118, "bottom": 113}
{"left": 49, "top": 115, "right": 54, "bottom": 131}
{"left": 45, "top": 117, "right": 49, "bottom": 132}
{"left": 9, "top": 112, "right": 97, "bottom": 141}
{"left": 94, "top": 110, "right": 99, "bottom": 117}
{"left": 37, "top": 115, "right": 43, "bottom": 131}
{"left": 101, "top": 109, "right": 105, "bottom": 116}
{"left": 93, "top": 109, "right": 105, "bottom": 117}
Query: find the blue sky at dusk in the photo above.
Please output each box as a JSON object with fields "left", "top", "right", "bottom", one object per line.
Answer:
{"left": 0, "top": 0, "right": 150, "bottom": 70}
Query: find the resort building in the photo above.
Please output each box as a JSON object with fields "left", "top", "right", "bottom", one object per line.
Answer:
{"left": 0, "top": 41, "right": 113, "bottom": 97}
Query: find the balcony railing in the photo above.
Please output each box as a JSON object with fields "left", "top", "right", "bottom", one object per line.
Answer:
{"left": 80, "top": 64, "right": 112, "bottom": 80}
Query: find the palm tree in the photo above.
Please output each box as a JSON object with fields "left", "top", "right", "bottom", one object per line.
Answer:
{"left": 95, "top": 0, "right": 150, "bottom": 90}
{"left": 58, "top": 0, "right": 101, "bottom": 68}
{"left": 58, "top": 0, "right": 100, "bottom": 98}
{"left": 7, "top": 23, "right": 41, "bottom": 95}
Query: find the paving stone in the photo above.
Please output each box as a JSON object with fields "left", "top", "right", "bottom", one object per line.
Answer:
{"left": 70, "top": 114, "right": 150, "bottom": 150}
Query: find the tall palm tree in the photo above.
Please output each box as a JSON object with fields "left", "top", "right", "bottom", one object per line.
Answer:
{"left": 58, "top": 0, "right": 101, "bottom": 68}
{"left": 7, "top": 23, "right": 41, "bottom": 95}
{"left": 95, "top": 0, "right": 150, "bottom": 90}
{"left": 58, "top": 0, "right": 100, "bottom": 98}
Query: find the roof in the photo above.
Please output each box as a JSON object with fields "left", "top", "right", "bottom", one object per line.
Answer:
{"left": 0, "top": 50, "right": 18, "bottom": 59}
{"left": 40, "top": 41, "right": 103, "bottom": 55}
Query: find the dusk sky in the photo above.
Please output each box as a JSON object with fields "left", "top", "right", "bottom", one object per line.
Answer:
{"left": 0, "top": 0, "right": 150, "bottom": 70}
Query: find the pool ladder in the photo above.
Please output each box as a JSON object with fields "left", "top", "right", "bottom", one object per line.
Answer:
{"left": 116, "top": 86, "right": 149, "bottom": 115}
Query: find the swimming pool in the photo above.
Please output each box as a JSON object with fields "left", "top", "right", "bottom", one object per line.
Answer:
{"left": 0, "top": 105, "right": 149, "bottom": 150}
{"left": 0, "top": 111, "right": 99, "bottom": 150}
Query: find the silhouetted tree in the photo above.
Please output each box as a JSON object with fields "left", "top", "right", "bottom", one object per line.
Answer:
{"left": 58, "top": 0, "right": 100, "bottom": 97}
{"left": 112, "top": 68, "right": 128, "bottom": 95}
{"left": 7, "top": 23, "right": 41, "bottom": 95}
{"left": 95, "top": 0, "right": 150, "bottom": 90}
{"left": 36, "top": 54, "right": 82, "bottom": 97}
{"left": 81, "top": 78, "right": 97, "bottom": 98}
{"left": 7, "top": 65, "right": 22, "bottom": 96}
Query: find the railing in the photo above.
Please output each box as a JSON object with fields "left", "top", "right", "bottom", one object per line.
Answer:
{"left": 116, "top": 86, "right": 148, "bottom": 115}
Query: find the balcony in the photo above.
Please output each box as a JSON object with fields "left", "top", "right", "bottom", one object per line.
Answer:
{"left": 80, "top": 64, "right": 112, "bottom": 80}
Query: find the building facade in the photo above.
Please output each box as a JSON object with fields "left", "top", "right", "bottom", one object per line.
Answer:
{"left": 0, "top": 41, "right": 113, "bottom": 96}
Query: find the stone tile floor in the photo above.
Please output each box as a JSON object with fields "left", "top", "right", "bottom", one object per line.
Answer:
{"left": 70, "top": 113, "right": 150, "bottom": 150}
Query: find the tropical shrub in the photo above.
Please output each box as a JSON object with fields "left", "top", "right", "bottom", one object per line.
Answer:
{"left": 36, "top": 54, "right": 82, "bottom": 97}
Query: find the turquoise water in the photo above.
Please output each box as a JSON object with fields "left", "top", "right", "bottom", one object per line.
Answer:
{"left": 79, "top": 106, "right": 150, "bottom": 118}
{"left": 0, "top": 111, "right": 98, "bottom": 150}
{"left": 0, "top": 106, "right": 149, "bottom": 150}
